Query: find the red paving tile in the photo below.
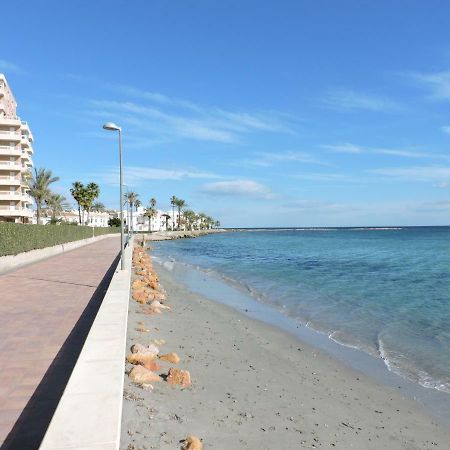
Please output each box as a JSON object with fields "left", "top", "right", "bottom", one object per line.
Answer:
{"left": 0, "top": 236, "right": 119, "bottom": 448}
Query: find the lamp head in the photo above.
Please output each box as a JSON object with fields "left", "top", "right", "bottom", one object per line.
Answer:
{"left": 102, "top": 122, "right": 121, "bottom": 131}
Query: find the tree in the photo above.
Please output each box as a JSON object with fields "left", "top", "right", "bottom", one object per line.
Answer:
{"left": 92, "top": 202, "right": 105, "bottom": 212}
{"left": 144, "top": 198, "right": 157, "bottom": 232}
{"left": 70, "top": 181, "right": 85, "bottom": 225}
{"left": 125, "top": 191, "right": 139, "bottom": 233}
{"left": 215, "top": 220, "right": 221, "bottom": 228}
{"left": 28, "top": 168, "right": 59, "bottom": 224}
{"left": 175, "top": 198, "right": 186, "bottom": 230}
{"left": 108, "top": 217, "right": 121, "bottom": 227}
{"left": 82, "top": 182, "right": 100, "bottom": 225}
{"left": 183, "top": 209, "right": 196, "bottom": 230}
{"left": 170, "top": 195, "right": 177, "bottom": 230}
{"left": 45, "top": 193, "right": 70, "bottom": 223}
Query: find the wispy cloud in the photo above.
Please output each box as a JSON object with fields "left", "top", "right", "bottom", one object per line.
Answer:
{"left": 282, "top": 199, "right": 358, "bottom": 214}
{"left": 239, "top": 151, "right": 328, "bottom": 168}
{"left": 442, "top": 126, "right": 450, "bottom": 135}
{"left": 409, "top": 70, "right": 450, "bottom": 100}
{"left": 0, "top": 59, "right": 23, "bottom": 74}
{"left": 321, "top": 89, "right": 402, "bottom": 112}
{"left": 85, "top": 94, "right": 294, "bottom": 145}
{"left": 200, "top": 179, "right": 274, "bottom": 199}
{"left": 94, "top": 166, "right": 222, "bottom": 186}
{"left": 369, "top": 165, "right": 450, "bottom": 182}
{"left": 325, "top": 143, "right": 450, "bottom": 161}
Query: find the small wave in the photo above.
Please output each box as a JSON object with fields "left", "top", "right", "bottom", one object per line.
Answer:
{"left": 377, "top": 335, "right": 450, "bottom": 394}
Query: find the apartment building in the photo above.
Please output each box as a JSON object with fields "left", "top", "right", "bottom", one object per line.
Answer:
{"left": 0, "top": 74, "right": 34, "bottom": 223}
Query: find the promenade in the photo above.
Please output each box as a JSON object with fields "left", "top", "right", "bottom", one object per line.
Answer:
{"left": 0, "top": 236, "right": 120, "bottom": 449}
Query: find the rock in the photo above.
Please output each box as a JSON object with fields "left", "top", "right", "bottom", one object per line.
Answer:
{"left": 166, "top": 368, "right": 191, "bottom": 388}
{"left": 142, "top": 383, "right": 154, "bottom": 392}
{"left": 128, "top": 365, "right": 161, "bottom": 384}
{"left": 153, "top": 339, "right": 166, "bottom": 346}
{"left": 149, "top": 300, "right": 170, "bottom": 310}
{"left": 159, "top": 352, "right": 180, "bottom": 364}
{"left": 135, "top": 326, "right": 150, "bottom": 333}
{"left": 143, "top": 360, "right": 162, "bottom": 371}
{"left": 132, "top": 290, "right": 147, "bottom": 304}
{"left": 147, "top": 290, "right": 167, "bottom": 302}
{"left": 181, "top": 435, "right": 203, "bottom": 450}
{"left": 131, "top": 343, "right": 147, "bottom": 354}
{"left": 127, "top": 352, "right": 156, "bottom": 366}
{"left": 132, "top": 279, "right": 146, "bottom": 290}
{"left": 147, "top": 343, "right": 160, "bottom": 355}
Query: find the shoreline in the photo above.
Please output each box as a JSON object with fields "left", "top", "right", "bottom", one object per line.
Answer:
{"left": 152, "top": 253, "right": 450, "bottom": 420}
{"left": 121, "top": 250, "right": 450, "bottom": 449}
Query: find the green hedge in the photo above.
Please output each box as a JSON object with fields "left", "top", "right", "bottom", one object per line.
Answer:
{"left": 0, "top": 223, "right": 120, "bottom": 257}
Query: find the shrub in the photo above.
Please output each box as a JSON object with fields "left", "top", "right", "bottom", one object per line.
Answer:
{"left": 0, "top": 223, "right": 120, "bottom": 257}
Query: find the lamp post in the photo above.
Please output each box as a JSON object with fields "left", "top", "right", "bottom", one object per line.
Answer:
{"left": 102, "top": 122, "right": 125, "bottom": 270}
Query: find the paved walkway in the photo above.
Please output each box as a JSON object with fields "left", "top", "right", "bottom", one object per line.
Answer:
{"left": 0, "top": 236, "right": 120, "bottom": 449}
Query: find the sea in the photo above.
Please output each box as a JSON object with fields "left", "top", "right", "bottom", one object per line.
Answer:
{"left": 151, "top": 227, "right": 450, "bottom": 401}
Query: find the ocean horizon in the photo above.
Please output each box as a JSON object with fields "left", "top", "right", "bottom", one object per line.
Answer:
{"left": 152, "top": 227, "right": 450, "bottom": 395}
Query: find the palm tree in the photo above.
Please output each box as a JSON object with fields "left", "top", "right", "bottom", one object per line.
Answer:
{"left": 45, "top": 193, "right": 70, "bottom": 223}
{"left": 175, "top": 198, "right": 186, "bottom": 230}
{"left": 144, "top": 206, "right": 157, "bottom": 232}
{"left": 82, "top": 182, "right": 100, "bottom": 225}
{"left": 183, "top": 209, "right": 196, "bottom": 231}
{"left": 170, "top": 195, "right": 177, "bottom": 230}
{"left": 92, "top": 202, "right": 105, "bottom": 212}
{"left": 70, "top": 181, "right": 85, "bottom": 225}
{"left": 125, "top": 191, "right": 139, "bottom": 233}
{"left": 28, "top": 168, "right": 59, "bottom": 224}
{"left": 215, "top": 220, "right": 221, "bottom": 228}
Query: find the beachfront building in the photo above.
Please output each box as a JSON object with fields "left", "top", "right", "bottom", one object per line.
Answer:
{"left": 122, "top": 207, "right": 180, "bottom": 232}
{"left": 36, "top": 209, "right": 111, "bottom": 227}
{"left": 0, "top": 74, "right": 34, "bottom": 223}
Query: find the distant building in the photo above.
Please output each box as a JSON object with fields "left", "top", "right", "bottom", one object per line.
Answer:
{"left": 0, "top": 74, "right": 34, "bottom": 223}
{"left": 35, "top": 209, "right": 111, "bottom": 227}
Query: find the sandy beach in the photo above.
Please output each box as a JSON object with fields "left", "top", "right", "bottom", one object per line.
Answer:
{"left": 120, "top": 249, "right": 450, "bottom": 449}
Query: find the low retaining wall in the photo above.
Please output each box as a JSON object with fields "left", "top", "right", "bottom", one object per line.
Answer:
{"left": 39, "top": 237, "right": 133, "bottom": 450}
{"left": 0, "top": 234, "right": 118, "bottom": 275}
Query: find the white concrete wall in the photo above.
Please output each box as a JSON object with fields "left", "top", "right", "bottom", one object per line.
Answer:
{"left": 39, "top": 237, "right": 133, "bottom": 450}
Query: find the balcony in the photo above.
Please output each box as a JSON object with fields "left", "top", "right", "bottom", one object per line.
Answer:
{"left": 0, "top": 192, "right": 22, "bottom": 201}
{"left": 0, "top": 130, "right": 21, "bottom": 142}
{"left": 0, "top": 176, "right": 21, "bottom": 186}
{"left": 0, "top": 118, "right": 21, "bottom": 127}
{"left": 0, "top": 146, "right": 22, "bottom": 156}
{"left": 0, "top": 161, "right": 22, "bottom": 171}
{"left": 0, "top": 207, "right": 34, "bottom": 218}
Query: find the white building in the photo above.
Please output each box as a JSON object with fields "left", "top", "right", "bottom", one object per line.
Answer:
{"left": 35, "top": 209, "right": 111, "bottom": 227}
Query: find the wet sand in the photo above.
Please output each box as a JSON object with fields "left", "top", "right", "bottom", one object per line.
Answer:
{"left": 120, "top": 256, "right": 450, "bottom": 449}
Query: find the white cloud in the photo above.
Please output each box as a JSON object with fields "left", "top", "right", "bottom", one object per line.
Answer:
{"left": 86, "top": 95, "right": 294, "bottom": 145}
{"left": 0, "top": 59, "right": 23, "bottom": 74}
{"left": 321, "top": 89, "right": 401, "bottom": 112}
{"left": 325, "top": 143, "right": 450, "bottom": 161}
{"left": 369, "top": 165, "right": 450, "bottom": 182}
{"left": 240, "top": 151, "right": 328, "bottom": 167}
{"left": 95, "top": 166, "right": 221, "bottom": 186}
{"left": 200, "top": 180, "right": 274, "bottom": 199}
{"left": 282, "top": 199, "right": 358, "bottom": 214}
{"left": 410, "top": 70, "right": 450, "bottom": 100}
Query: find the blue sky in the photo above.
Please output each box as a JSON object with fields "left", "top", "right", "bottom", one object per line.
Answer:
{"left": 2, "top": 0, "right": 450, "bottom": 226}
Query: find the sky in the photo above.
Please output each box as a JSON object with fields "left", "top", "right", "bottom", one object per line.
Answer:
{"left": 2, "top": 0, "right": 450, "bottom": 227}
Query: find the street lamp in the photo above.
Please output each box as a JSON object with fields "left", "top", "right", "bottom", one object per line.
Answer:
{"left": 102, "top": 122, "right": 125, "bottom": 270}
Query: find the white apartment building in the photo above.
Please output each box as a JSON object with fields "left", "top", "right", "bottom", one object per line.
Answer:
{"left": 36, "top": 209, "right": 111, "bottom": 227}
{"left": 118, "top": 207, "right": 179, "bottom": 232}
{"left": 0, "top": 74, "right": 34, "bottom": 222}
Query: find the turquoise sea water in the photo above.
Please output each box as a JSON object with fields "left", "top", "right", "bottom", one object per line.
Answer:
{"left": 152, "top": 227, "right": 450, "bottom": 394}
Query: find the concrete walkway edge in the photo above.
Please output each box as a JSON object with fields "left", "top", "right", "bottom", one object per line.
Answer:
{"left": 39, "top": 238, "right": 133, "bottom": 450}
{"left": 0, "top": 233, "right": 119, "bottom": 275}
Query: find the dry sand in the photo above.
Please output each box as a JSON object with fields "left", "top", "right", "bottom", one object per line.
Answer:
{"left": 120, "top": 258, "right": 450, "bottom": 450}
